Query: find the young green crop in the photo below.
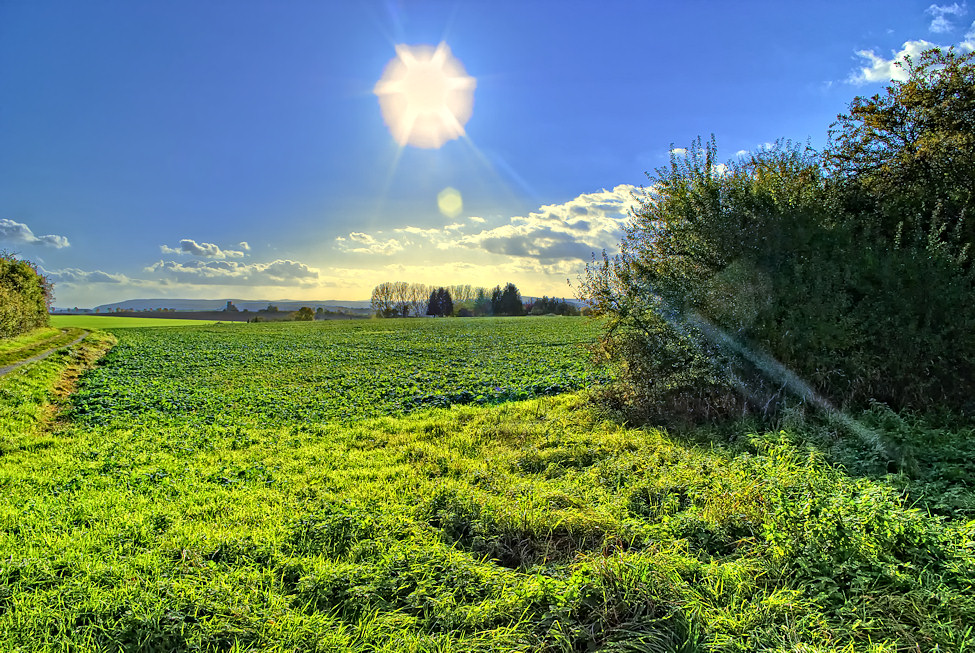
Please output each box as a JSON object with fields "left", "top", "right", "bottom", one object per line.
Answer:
{"left": 71, "top": 317, "right": 608, "bottom": 428}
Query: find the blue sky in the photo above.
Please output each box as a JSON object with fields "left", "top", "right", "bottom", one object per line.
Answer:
{"left": 2, "top": 0, "right": 973, "bottom": 307}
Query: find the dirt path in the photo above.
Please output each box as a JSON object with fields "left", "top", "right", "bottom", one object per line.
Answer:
{"left": 0, "top": 331, "right": 89, "bottom": 378}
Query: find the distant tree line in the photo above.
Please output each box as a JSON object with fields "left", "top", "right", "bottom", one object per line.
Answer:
{"left": 0, "top": 251, "right": 52, "bottom": 338}
{"left": 370, "top": 281, "right": 580, "bottom": 318}
{"left": 249, "top": 305, "right": 369, "bottom": 323}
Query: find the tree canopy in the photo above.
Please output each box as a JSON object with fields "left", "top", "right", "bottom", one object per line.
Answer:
{"left": 0, "top": 251, "right": 52, "bottom": 338}
{"left": 582, "top": 47, "right": 975, "bottom": 422}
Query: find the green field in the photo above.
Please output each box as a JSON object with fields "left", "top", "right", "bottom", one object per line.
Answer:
{"left": 72, "top": 317, "right": 606, "bottom": 427}
{"left": 1, "top": 318, "right": 974, "bottom": 652}
{"left": 51, "top": 315, "right": 221, "bottom": 329}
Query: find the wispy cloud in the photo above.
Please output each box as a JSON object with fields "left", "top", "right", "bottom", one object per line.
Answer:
{"left": 159, "top": 238, "right": 246, "bottom": 259}
{"left": 43, "top": 267, "right": 128, "bottom": 284}
{"left": 964, "top": 20, "right": 975, "bottom": 49}
{"left": 145, "top": 259, "right": 319, "bottom": 286}
{"left": 334, "top": 232, "right": 404, "bottom": 256}
{"left": 926, "top": 3, "right": 967, "bottom": 33}
{"left": 0, "top": 219, "right": 70, "bottom": 248}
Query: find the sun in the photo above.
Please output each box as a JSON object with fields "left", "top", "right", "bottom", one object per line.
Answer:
{"left": 374, "top": 42, "right": 476, "bottom": 149}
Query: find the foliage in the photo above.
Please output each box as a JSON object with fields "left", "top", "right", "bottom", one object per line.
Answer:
{"left": 1, "top": 335, "right": 973, "bottom": 650}
{"left": 295, "top": 306, "right": 315, "bottom": 321}
{"left": 372, "top": 282, "right": 489, "bottom": 318}
{"left": 426, "top": 287, "right": 454, "bottom": 317}
{"left": 582, "top": 49, "right": 975, "bottom": 424}
{"left": 0, "top": 251, "right": 53, "bottom": 338}
{"left": 826, "top": 48, "right": 975, "bottom": 263}
{"left": 528, "top": 296, "right": 581, "bottom": 316}
{"left": 491, "top": 283, "right": 524, "bottom": 316}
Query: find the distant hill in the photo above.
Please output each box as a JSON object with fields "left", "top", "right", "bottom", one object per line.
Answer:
{"left": 92, "top": 298, "right": 372, "bottom": 312}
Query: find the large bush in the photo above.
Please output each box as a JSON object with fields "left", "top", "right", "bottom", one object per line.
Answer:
{"left": 0, "top": 251, "right": 52, "bottom": 338}
{"left": 582, "top": 49, "right": 975, "bottom": 423}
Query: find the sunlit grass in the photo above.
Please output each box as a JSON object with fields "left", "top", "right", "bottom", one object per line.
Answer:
{"left": 0, "top": 326, "right": 61, "bottom": 354}
{"left": 1, "top": 321, "right": 972, "bottom": 651}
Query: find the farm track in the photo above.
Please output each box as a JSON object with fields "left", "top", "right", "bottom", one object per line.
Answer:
{"left": 0, "top": 330, "right": 88, "bottom": 377}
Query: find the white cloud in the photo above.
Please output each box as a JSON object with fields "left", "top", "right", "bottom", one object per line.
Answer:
{"left": 458, "top": 184, "right": 641, "bottom": 263}
{"left": 329, "top": 185, "right": 640, "bottom": 276}
{"left": 963, "top": 20, "right": 975, "bottom": 49}
{"left": 927, "top": 3, "right": 966, "bottom": 33}
{"left": 145, "top": 259, "right": 320, "bottom": 286}
{"left": 334, "top": 232, "right": 404, "bottom": 256}
{"left": 469, "top": 216, "right": 486, "bottom": 223}
{"left": 735, "top": 150, "right": 750, "bottom": 158}
{"left": 0, "top": 219, "right": 70, "bottom": 248}
{"left": 848, "top": 39, "right": 938, "bottom": 84}
{"left": 670, "top": 147, "right": 688, "bottom": 156}
{"left": 394, "top": 226, "right": 442, "bottom": 237}
{"left": 159, "top": 238, "right": 246, "bottom": 259}
{"left": 239, "top": 241, "right": 251, "bottom": 251}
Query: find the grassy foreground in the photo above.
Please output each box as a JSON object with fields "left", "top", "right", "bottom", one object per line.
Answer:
{"left": 0, "top": 326, "right": 86, "bottom": 367}
{"left": 0, "top": 323, "right": 973, "bottom": 651}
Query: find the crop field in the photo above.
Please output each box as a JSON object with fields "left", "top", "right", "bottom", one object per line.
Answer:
{"left": 51, "top": 315, "right": 221, "bottom": 329}
{"left": 71, "top": 317, "right": 606, "bottom": 428}
{"left": 1, "top": 318, "right": 974, "bottom": 652}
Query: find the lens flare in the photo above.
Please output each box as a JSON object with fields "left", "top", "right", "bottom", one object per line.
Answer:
{"left": 374, "top": 42, "right": 476, "bottom": 149}
{"left": 437, "top": 187, "right": 463, "bottom": 217}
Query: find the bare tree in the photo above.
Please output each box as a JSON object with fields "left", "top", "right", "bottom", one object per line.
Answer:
{"left": 370, "top": 282, "right": 397, "bottom": 317}
{"left": 408, "top": 283, "right": 431, "bottom": 317}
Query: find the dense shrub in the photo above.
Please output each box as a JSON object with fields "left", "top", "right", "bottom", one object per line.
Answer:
{"left": 0, "top": 251, "right": 52, "bottom": 338}
{"left": 582, "top": 49, "right": 975, "bottom": 423}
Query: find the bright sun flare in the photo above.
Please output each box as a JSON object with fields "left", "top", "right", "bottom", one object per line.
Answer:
{"left": 374, "top": 42, "right": 476, "bottom": 149}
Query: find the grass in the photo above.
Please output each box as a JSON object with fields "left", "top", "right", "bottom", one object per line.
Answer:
{"left": 0, "top": 326, "right": 86, "bottom": 367}
{"left": 51, "top": 315, "right": 221, "bottom": 329}
{"left": 0, "top": 319, "right": 973, "bottom": 651}
{"left": 0, "top": 326, "right": 61, "bottom": 355}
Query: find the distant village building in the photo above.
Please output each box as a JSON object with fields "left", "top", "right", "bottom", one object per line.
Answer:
{"left": 225, "top": 301, "right": 239, "bottom": 312}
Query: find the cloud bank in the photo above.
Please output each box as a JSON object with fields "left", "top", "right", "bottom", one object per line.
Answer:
{"left": 0, "top": 219, "right": 70, "bottom": 248}
{"left": 460, "top": 185, "right": 641, "bottom": 262}
{"left": 334, "top": 185, "right": 641, "bottom": 270}
{"left": 43, "top": 267, "right": 129, "bottom": 284}
{"left": 145, "top": 259, "right": 319, "bottom": 286}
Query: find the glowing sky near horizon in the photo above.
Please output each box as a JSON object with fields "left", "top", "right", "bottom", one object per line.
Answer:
{"left": 1, "top": 1, "right": 973, "bottom": 307}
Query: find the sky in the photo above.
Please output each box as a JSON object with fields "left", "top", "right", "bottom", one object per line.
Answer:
{"left": 2, "top": 1, "right": 974, "bottom": 308}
